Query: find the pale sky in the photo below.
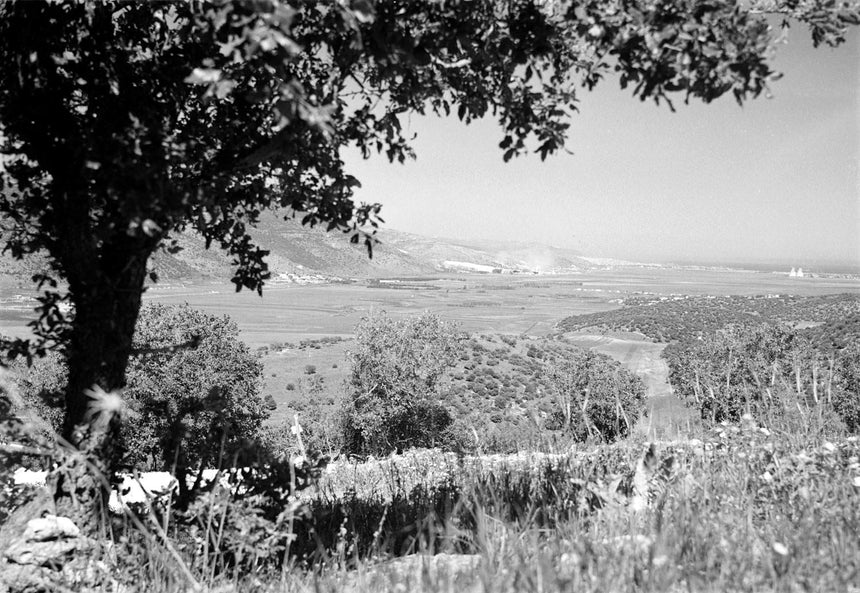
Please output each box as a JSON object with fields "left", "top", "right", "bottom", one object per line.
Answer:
{"left": 343, "top": 25, "right": 859, "bottom": 268}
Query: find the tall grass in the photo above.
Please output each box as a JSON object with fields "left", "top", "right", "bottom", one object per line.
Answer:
{"left": 6, "top": 417, "right": 858, "bottom": 592}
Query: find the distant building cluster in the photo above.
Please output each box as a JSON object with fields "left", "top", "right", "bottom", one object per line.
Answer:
{"left": 788, "top": 267, "right": 804, "bottom": 278}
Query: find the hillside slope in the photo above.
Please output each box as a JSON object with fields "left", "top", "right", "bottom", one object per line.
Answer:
{"left": 1, "top": 211, "right": 592, "bottom": 284}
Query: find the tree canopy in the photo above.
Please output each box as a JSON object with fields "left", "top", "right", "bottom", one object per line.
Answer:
{"left": 342, "top": 312, "right": 463, "bottom": 455}
{"left": 15, "top": 304, "right": 268, "bottom": 473}
{"left": 0, "top": 0, "right": 856, "bottom": 477}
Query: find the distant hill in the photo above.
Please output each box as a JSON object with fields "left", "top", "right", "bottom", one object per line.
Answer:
{"left": 0, "top": 211, "right": 594, "bottom": 284}
{"left": 148, "top": 212, "right": 594, "bottom": 281}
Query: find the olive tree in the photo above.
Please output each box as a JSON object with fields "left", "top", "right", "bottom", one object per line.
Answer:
{"left": 546, "top": 349, "right": 646, "bottom": 442}
{"left": 342, "top": 312, "right": 462, "bottom": 455}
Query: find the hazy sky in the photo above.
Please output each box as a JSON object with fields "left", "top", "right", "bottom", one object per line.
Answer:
{"left": 343, "top": 25, "right": 859, "bottom": 267}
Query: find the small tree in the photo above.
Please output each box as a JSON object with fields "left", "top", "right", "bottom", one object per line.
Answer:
{"left": 341, "top": 312, "right": 462, "bottom": 456}
{"left": 546, "top": 349, "right": 645, "bottom": 442}
{"left": 670, "top": 323, "right": 828, "bottom": 425}
{"left": 16, "top": 304, "right": 268, "bottom": 479}
{"left": 832, "top": 342, "right": 860, "bottom": 433}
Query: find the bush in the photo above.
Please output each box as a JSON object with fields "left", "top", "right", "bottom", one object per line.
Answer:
{"left": 545, "top": 350, "right": 646, "bottom": 442}
{"left": 13, "top": 351, "right": 66, "bottom": 433}
{"left": 832, "top": 342, "right": 860, "bottom": 433}
{"left": 668, "top": 322, "right": 854, "bottom": 434}
{"left": 15, "top": 304, "right": 269, "bottom": 474}
{"left": 125, "top": 304, "right": 269, "bottom": 475}
{"left": 672, "top": 324, "right": 797, "bottom": 421}
{"left": 304, "top": 364, "right": 317, "bottom": 375}
{"left": 339, "top": 312, "right": 463, "bottom": 456}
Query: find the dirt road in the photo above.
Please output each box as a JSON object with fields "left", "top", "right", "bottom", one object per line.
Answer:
{"left": 562, "top": 331, "right": 696, "bottom": 438}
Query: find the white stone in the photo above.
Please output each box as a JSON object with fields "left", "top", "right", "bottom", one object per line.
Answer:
{"left": 24, "top": 515, "right": 80, "bottom": 541}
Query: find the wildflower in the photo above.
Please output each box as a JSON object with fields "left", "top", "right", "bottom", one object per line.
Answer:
{"left": 84, "top": 386, "right": 127, "bottom": 432}
{"left": 852, "top": 476, "right": 860, "bottom": 488}
{"left": 822, "top": 442, "right": 836, "bottom": 453}
{"left": 772, "top": 542, "right": 789, "bottom": 556}
{"left": 760, "top": 471, "right": 773, "bottom": 483}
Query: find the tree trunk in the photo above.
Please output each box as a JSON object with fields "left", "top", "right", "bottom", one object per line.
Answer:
{"left": 54, "top": 238, "right": 153, "bottom": 524}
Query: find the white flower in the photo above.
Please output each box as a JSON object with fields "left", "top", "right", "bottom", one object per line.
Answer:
{"left": 772, "top": 542, "right": 789, "bottom": 556}
{"left": 794, "top": 452, "right": 813, "bottom": 464}
{"left": 760, "top": 471, "right": 773, "bottom": 483}
{"left": 84, "top": 386, "right": 126, "bottom": 431}
{"left": 822, "top": 442, "right": 837, "bottom": 453}
{"left": 852, "top": 476, "right": 860, "bottom": 488}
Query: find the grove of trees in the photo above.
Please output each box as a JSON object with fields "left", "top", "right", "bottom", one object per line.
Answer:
{"left": 667, "top": 322, "right": 860, "bottom": 432}
{"left": 0, "top": 0, "right": 857, "bottom": 514}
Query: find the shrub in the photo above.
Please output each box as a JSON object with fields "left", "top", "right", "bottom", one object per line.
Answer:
{"left": 15, "top": 304, "right": 268, "bottom": 474}
{"left": 123, "top": 304, "right": 269, "bottom": 475}
{"left": 832, "top": 342, "right": 860, "bottom": 433}
{"left": 12, "top": 351, "right": 66, "bottom": 433}
{"left": 669, "top": 323, "right": 820, "bottom": 425}
{"left": 546, "top": 350, "right": 646, "bottom": 442}
{"left": 304, "top": 364, "right": 317, "bottom": 375}
{"left": 340, "top": 312, "right": 463, "bottom": 456}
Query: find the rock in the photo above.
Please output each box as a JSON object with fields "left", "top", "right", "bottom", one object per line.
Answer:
{"left": 0, "top": 509, "right": 101, "bottom": 593}
{"left": 22, "top": 515, "right": 81, "bottom": 542}
{"left": 0, "top": 490, "right": 55, "bottom": 556}
{"left": 4, "top": 537, "right": 88, "bottom": 568}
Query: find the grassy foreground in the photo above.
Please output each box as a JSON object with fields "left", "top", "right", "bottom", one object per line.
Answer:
{"left": 79, "top": 416, "right": 859, "bottom": 593}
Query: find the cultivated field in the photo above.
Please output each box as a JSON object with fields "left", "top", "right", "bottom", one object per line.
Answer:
{"left": 2, "top": 267, "right": 856, "bottom": 430}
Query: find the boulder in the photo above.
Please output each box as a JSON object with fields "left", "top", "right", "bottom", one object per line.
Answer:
{"left": 0, "top": 511, "right": 101, "bottom": 593}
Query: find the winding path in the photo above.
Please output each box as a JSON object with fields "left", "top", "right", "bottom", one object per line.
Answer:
{"left": 562, "top": 331, "right": 696, "bottom": 438}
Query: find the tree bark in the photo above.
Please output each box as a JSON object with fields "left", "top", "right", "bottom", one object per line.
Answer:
{"left": 54, "top": 235, "right": 154, "bottom": 523}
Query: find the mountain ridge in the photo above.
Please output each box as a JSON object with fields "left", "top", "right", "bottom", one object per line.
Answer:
{"left": 0, "top": 212, "right": 594, "bottom": 285}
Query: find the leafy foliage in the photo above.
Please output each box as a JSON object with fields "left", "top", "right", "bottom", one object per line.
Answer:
{"left": 12, "top": 351, "right": 66, "bottom": 433}
{"left": 340, "top": 312, "right": 463, "bottom": 456}
{"left": 558, "top": 293, "right": 860, "bottom": 344}
{"left": 832, "top": 342, "right": 860, "bottom": 433}
{"left": 0, "top": 0, "right": 856, "bottom": 453}
{"left": 665, "top": 322, "right": 858, "bottom": 434}
{"left": 545, "top": 351, "right": 646, "bottom": 442}
{"left": 15, "top": 304, "right": 269, "bottom": 473}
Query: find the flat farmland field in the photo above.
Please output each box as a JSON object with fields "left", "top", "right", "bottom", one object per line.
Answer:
{"left": 143, "top": 275, "right": 606, "bottom": 346}
{"left": 1, "top": 267, "right": 857, "bottom": 427}
{"left": 135, "top": 268, "right": 860, "bottom": 345}
{"left": 2, "top": 268, "right": 857, "bottom": 346}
